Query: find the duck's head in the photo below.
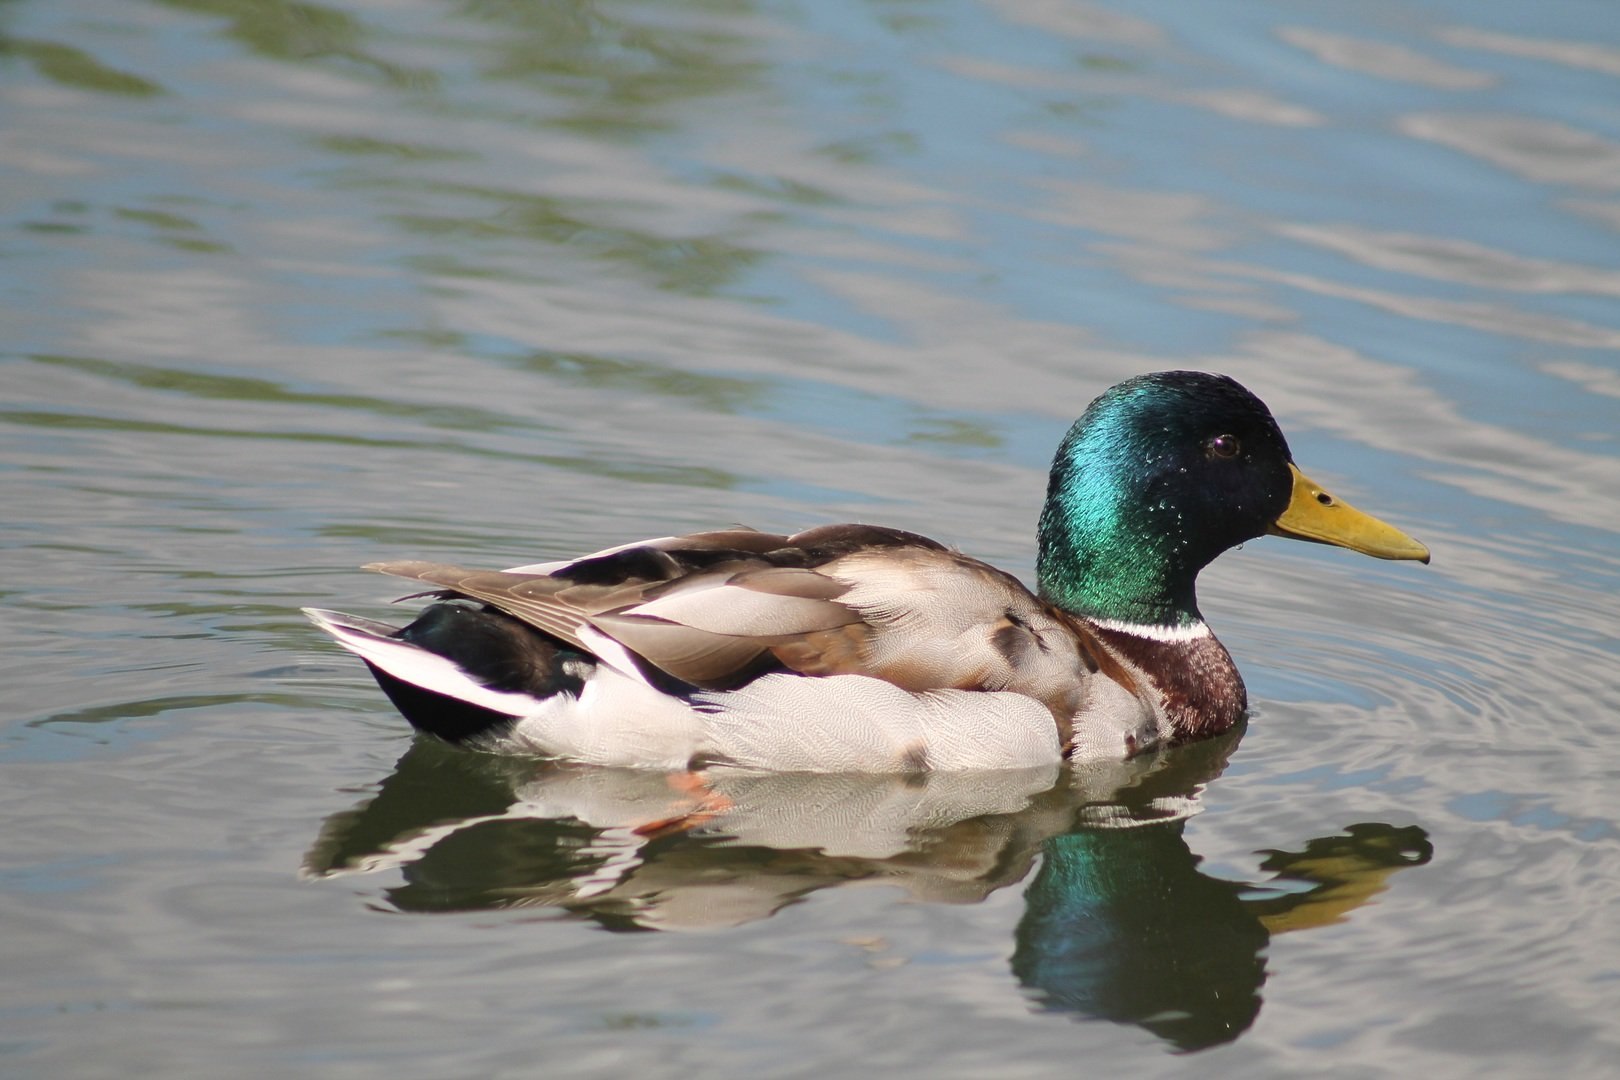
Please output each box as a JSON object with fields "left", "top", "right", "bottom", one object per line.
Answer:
{"left": 1037, "top": 371, "right": 1428, "bottom": 629}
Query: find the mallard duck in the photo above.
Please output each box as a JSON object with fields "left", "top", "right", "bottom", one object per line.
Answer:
{"left": 306, "top": 371, "right": 1428, "bottom": 771}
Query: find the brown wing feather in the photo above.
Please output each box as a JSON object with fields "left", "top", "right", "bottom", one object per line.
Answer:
{"left": 365, "top": 561, "right": 608, "bottom": 650}
{"left": 363, "top": 528, "right": 899, "bottom": 689}
{"left": 584, "top": 613, "right": 780, "bottom": 687}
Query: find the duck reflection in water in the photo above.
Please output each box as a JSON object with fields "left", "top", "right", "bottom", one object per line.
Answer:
{"left": 306, "top": 728, "right": 1430, "bottom": 1052}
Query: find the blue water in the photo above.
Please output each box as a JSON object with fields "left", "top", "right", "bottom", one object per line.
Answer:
{"left": 2, "top": 1, "right": 1618, "bottom": 1075}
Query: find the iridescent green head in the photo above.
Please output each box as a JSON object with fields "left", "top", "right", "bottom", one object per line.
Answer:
{"left": 1037, "top": 371, "right": 1428, "bottom": 628}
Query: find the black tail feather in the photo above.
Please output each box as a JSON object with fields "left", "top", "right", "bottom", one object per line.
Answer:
{"left": 365, "top": 661, "right": 522, "bottom": 747}
{"left": 371, "top": 602, "right": 591, "bottom": 747}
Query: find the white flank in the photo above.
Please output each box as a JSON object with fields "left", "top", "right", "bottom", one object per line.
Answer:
{"left": 1087, "top": 617, "right": 1212, "bottom": 644}
{"left": 696, "top": 673, "right": 1063, "bottom": 772}
{"left": 503, "top": 666, "right": 704, "bottom": 769}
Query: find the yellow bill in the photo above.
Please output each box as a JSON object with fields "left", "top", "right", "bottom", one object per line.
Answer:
{"left": 1268, "top": 464, "right": 1430, "bottom": 563}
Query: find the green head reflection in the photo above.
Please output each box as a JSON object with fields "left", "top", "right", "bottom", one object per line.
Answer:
{"left": 1015, "top": 820, "right": 1431, "bottom": 1051}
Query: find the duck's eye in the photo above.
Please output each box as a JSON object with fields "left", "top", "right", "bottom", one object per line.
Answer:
{"left": 1208, "top": 434, "right": 1241, "bottom": 459}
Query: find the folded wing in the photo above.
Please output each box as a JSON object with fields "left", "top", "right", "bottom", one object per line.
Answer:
{"left": 367, "top": 524, "right": 1120, "bottom": 732}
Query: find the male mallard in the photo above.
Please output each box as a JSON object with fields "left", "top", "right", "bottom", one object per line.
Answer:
{"left": 306, "top": 371, "right": 1428, "bottom": 771}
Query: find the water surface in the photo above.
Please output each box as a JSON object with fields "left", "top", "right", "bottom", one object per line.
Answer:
{"left": 2, "top": 1, "right": 1618, "bottom": 1076}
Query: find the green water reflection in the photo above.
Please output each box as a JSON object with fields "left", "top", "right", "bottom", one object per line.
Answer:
{"left": 153, "top": 0, "right": 433, "bottom": 87}
{"left": 0, "top": 36, "right": 162, "bottom": 95}
{"left": 452, "top": 0, "right": 764, "bottom": 133}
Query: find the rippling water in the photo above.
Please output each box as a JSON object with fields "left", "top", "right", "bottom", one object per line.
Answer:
{"left": 3, "top": 1, "right": 1618, "bottom": 1075}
